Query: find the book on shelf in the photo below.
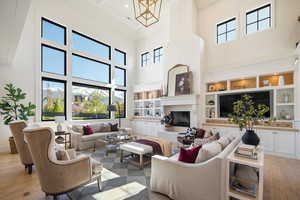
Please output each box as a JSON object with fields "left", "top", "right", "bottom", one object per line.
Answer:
{"left": 231, "top": 178, "right": 258, "bottom": 197}
{"left": 234, "top": 151, "right": 258, "bottom": 160}
{"left": 234, "top": 144, "right": 260, "bottom": 160}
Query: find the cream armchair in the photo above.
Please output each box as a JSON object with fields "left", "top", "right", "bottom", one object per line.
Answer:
{"left": 24, "top": 127, "right": 102, "bottom": 200}
{"left": 9, "top": 121, "right": 33, "bottom": 174}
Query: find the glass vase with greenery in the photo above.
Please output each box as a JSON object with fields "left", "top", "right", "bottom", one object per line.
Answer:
{"left": 0, "top": 83, "right": 36, "bottom": 125}
{"left": 228, "top": 94, "right": 271, "bottom": 145}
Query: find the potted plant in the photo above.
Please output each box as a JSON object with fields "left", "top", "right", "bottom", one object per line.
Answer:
{"left": 228, "top": 95, "right": 271, "bottom": 146}
{"left": 0, "top": 83, "right": 36, "bottom": 153}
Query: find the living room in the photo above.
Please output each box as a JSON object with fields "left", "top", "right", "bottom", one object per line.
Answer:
{"left": 0, "top": 0, "right": 300, "bottom": 199}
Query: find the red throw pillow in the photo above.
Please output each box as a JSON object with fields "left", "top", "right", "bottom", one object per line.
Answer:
{"left": 178, "top": 145, "right": 202, "bottom": 163}
{"left": 83, "top": 125, "right": 94, "bottom": 135}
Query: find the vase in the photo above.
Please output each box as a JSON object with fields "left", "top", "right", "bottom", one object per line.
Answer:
{"left": 242, "top": 130, "right": 260, "bottom": 146}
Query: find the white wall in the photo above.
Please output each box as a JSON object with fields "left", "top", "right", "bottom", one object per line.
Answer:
{"left": 0, "top": 0, "right": 137, "bottom": 152}
{"left": 198, "top": 0, "right": 300, "bottom": 72}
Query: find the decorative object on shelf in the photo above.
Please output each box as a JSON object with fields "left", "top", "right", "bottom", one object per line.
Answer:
{"left": 208, "top": 85, "right": 215, "bottom": 92}
{"left": 228, "top": 95, "right": 272, "bottom": 146}
{"left": 0, "top": 83, "right": 36, "bottom": 154}
{"left": 167, "top": 64, "right": 190, "bottom": 96}
{"left": 234, "top": 144, "right": 258, "bottom": 160}
{"left": 160, "top": 112, "right": 173, "bottom": 129}
{"left": 175, "top": 71, "right": 193, "bottom": 96}
{"left": 55, "top": 116, "right": 65, "bottom": 132}
{"left": 278, "top": 75, "right": 285, "bottom": 86}
{"left": 263, "top": 80, "right": 270, "bottom": 87}
{"left": 133, "top": 0, "right": 163, "bottom": 28}
{"left": 208, "top": 100, "right": 215, "bottom": 105}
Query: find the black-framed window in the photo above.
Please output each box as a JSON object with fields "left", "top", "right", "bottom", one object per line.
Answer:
{"left": 154, "top": 47, "right": 163, "bottom": 64}
{"left": 42, "top": 78, "right": 66, "bottom": 121}
{"left": 246, "top": 4, "right": 271, "bottom": 34}
{"left": 72, "top": 83, "right": 111, "bottom": 120}
{"left": 41, "top": 44, "right": 66, "bottom": 75}
{"left": 72, "top": 31, "right": 111, "bottom": 61}
{"left": 42, "top": 18, "right": 66, "bottom": 45}
{"left": 115, "top": 49, "right": 126, "bottom": 66}
{"left": 141, "top": 52, "right": 150, "bottom": 67}
{"left": 217, "top": 18, "right": 236, "bottom": 44}
{"left": 72, "top": 54, "right": 111, "bottom": 83}
{"left": 115, "top": 67, "right": 126, "bottom": 87}
{"left": 114, "top": 89, "right": 126, "bottom": 118}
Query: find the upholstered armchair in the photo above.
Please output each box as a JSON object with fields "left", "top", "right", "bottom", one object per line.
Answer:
{"left": 9, "top": 121, "right": 34, "bottom": 174}
{"left": 24, "top": 127, "right": 102, "bottom": 200}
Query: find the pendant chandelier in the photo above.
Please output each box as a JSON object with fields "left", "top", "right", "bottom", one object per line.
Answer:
{"left": 133, "top": 0, "right": 163, "bottom": 28}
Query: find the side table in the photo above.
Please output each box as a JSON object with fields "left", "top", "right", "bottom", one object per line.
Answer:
{"left": 55, "top": 131, "right": 71, "bottom": 150}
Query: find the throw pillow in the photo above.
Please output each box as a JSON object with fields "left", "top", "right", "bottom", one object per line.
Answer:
{"left": 83, "top": 125, "right": 94, "bottom": 135}
{"left": 217, "top": 136, "right": 230, "bottom": 150}
{"left": 72, "top": 124, "right": 84, "bottom": 134}
{"left": 110, "top": 123, "right": 119, "bottom": 131}
{"left": 193, "top": 133, "right": 219, "bottom": 147}
{"left": 195, "top": 128, "right": 206, "bottom": 138}
{"left": 195, "top": 141, "right": 222, "bottom": 163}
{"left": 178, "top": 145, "right": 202, "bottom": 163}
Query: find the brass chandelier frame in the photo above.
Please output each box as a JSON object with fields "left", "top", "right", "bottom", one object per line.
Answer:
{"left": 133, "top": 0, "right": 163, "bottom": 27}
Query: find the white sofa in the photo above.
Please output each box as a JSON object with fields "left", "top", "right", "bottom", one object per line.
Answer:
{"left": 69, "top": 123, "right": 131, "bottom": 150}
{"left": 150, "top": 136, "right": 241, "bottom": 200}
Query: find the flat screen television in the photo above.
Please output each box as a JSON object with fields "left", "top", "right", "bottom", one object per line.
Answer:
{"left": 219, "top": 91, "right": 272, "bottom": 118}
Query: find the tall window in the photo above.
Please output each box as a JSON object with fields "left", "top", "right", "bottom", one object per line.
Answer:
{"left": 41, "top": 18, "right": 127, "bottom": 121}
{"left": 217, "top": 18, "right": 236, "bottom": 44}
{"left": 72, "top": 84, "right": 110, "bottom": 120}
{"left": 115, "top": 49, "right": 126, "bottom": 66}
{"left": 141, "top": 52, "right": 150, "bottom": 67}
{"left": 114, "top": 90, "right": 126, "bottom": 118}
{"left": 154, "top": 47, "right": 163, "bottom": 64}
{"left": 246, "top": 4, "right": 271, "bottom": 34}
{"left": 42, "top": 78, "right": 66, "bottom": 121}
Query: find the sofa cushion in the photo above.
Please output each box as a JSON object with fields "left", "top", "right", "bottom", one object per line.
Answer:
{"left": 89, "top": 123, "right": 111, "bottom": 133}
{"left": 217, "top": 136, "right": 230, "bottom": 150}
{"left": 56, "top": 150, "right": 70, "bottom": 161}
{"left": 178, "top": 145, "right": 202, "bottom": 163}
{"left": 81, "top": 132, "right": 115, "bottom": 142}
{"left": 195, "top": 141, "right": 222, "bottom": 163}
{"left": 83, "top": 125, "right": 94, "bottom": 135}
{"left": 72, "top": 124, "right": 84, "bottom": 134}
{"left": 193, "top": 133, "right": 219, "bottom": 147}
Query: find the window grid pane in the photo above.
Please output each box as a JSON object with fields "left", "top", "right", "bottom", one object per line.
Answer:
{"left": 42, "top": 79, "right": 65, "bottom": 121}
{"left": 154, "top": 47, "right": 163, "bottom": 63}
{"left": 72, "top": 84, "right": 110, "bottom": 120}
{"left": 42, "top": 45, "right": 66, "bottom": 75}
{"left": 42, "top": 18, "right": 66, "bottom": 45}
{"left": 142, "top": 53, "right": 149, "bottom": 67}
{"left": 72, "top": 54, "right": 110, "bottom": 83}
{"left": 72, "top": 31, "right": 111, "bottom": 61}
{"left": 115, "top": 49, "right": 126, "bottom": 66}
{"left": 115, "top": 67, "right": 126, "bottom": 86}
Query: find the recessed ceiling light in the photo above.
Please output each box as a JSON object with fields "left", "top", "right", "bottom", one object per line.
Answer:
{"left": 124, "top": 4, "right": 129, "bottom": 8}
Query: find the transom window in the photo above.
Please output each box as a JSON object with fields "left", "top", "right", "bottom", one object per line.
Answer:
{"left": 217, "top": 18, "right": 236, "bottom": 44}
{"left": 40, "top": 18, "right": 127, "bottom": 121}
{"left": 154, "top": 47, "right": 163, "bottom": 64}
{"left": 141, "top": 52, "right": 150, "bottom": 67}
{"left": 246, "top": 4, "right": 271, "bottom": 34}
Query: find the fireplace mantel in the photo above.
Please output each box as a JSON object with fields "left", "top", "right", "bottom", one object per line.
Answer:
{"left": 160, "top": 95, "right": 199, "bottom": 106}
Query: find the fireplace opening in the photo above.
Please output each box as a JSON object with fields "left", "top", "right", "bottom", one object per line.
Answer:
{"left": 170, "top": 111, "right": 190, "bottom": 127}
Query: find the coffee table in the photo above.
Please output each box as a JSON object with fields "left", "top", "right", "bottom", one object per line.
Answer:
{"left": 96, "top": 134, "right": 136, "bottom": 155}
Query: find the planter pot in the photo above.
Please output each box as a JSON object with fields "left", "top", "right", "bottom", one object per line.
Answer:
{"left": 9, "top": 137, "right": 18, "bottom": 154}
{"left": 242, "top": 130, "right": 260, "bottom": 146}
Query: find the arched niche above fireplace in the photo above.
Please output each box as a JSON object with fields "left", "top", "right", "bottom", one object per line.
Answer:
{"left": 167, "top": 64, "right": 190, "bottom": 96}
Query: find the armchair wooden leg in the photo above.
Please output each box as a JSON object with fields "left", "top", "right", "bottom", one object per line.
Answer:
{"left": 53, "top": 195, "right": 58, "bottom": 200}
{"left": 28, "top": 164, "right": 33, "bottom": 175}
{"left": 97, "top": 177, "right": 102, "bottom": 191}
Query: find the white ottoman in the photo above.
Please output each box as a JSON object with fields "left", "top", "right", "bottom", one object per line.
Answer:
{"left": 120, "top": 142, "right": 153, "bottom": 169}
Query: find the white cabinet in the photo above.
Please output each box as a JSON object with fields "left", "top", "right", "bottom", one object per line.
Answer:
{"left": 132, "top": 120, "right": 161, "bottom": 137}
{"left": 273, "top": 131, "right": 296, "bottom": 157}
{"left": 257, "top": 130, "right": 274, "bottom": 152}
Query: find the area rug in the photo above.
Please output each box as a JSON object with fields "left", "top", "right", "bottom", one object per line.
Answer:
{"left": 68, "top": 148, "right": 154, "bottom": 200}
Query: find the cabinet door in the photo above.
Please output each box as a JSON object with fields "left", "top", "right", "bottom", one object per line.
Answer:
{"left": 274, "top": 131, "right": 296, "bottom": 157}
{"left": 257, "top": 130, "right": 274, "bottom": 152}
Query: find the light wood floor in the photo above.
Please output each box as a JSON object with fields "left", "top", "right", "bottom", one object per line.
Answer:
{"left": 1, "top": 152, "right": 300, "bottom": 200}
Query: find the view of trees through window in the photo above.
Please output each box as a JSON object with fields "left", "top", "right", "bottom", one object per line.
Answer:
{"left": 114, "top": 90, "right": 126, "bottom": 118}
{"left": 72, "top": 84, "right": 110, "bottom": 120}
{"left": 42, "top": 79, "right": 65, "bottom": 121}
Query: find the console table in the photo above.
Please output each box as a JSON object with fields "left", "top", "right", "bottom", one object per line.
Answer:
{"left": 226, "top": 143, "right": 264, "bottom": 200}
